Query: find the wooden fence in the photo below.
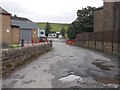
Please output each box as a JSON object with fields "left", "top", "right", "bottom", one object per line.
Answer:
{"left": 76, "top": 30, "right": 120, "bottom": 55}
{"left": 76, "top": 30, "right": 119, "bottom": 43}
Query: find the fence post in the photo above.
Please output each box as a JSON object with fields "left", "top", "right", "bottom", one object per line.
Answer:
{"left": 21, "top": 39, "right": 24, "bottom": 47}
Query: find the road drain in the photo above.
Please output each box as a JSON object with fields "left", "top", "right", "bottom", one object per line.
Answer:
{"left": 92, "top": 62, "right": 113, "bottom": 71}
{"left": 58, "top": 75, "right": 82, "bottom": 82}
{"left": 95, "top": 78, "right": 120, "bottom": 85}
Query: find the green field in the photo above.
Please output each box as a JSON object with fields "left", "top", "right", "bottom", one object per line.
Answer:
{"left": 37, "top": 22, "right": 69, "bottom": 32}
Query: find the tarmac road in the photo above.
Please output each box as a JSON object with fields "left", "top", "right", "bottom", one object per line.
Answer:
{"left": 2, "top": 41, "right": 119, "bottom": 88}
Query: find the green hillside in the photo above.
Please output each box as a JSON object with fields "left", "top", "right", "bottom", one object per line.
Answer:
{"left": 37, "top": 22, "right": 69, "bottom": 32}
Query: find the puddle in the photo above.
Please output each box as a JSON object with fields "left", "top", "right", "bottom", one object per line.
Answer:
{"left": 32, "top": 67, "right": 36, "bottom": 69}
{"left": 92, "top": 62, "right": 113, "bottom": 71}
{"left": 95, "top": 59, "right": 110, "bottom": 62}
{"left": 69, "top": 56, "right": 74, "bottom": 57}
{"left": 105, "top": 84, "right": 119, "bottom": 88}
{"left": 58, "top": 75, "right": 82, "bottom": 82}
{"left": 95, "top": 78, "right": 120, "bottom": 85}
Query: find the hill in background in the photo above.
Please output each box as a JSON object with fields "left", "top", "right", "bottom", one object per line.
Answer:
{"left": 37, "top": 22, "right": 69, "bottom": 32}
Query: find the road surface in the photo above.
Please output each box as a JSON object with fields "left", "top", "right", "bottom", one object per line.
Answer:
{"left": 2, "top": 42, "right": 119, "bottom": 88}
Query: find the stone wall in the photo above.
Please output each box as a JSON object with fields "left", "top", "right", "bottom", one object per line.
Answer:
{"left": 113, "top": 43, "right": 120, "bottom": 55}
{"left": 89, "top": 41, "right": 96, "bottom": 49}
{"left": 118, "top": 2, "right": 120, "bottom": 31}
{"left": 104, "top": 42, "right": 113, "bottom": 54}
{"left": 96, "top": 41, "right": 103, "bottom": 51}
{"left": 1, "top": 43, "right": 52, "bottom": 75}
{"left": 83, "top": 41, "right": 89, "bottom": 48}
{"left": 76, "top": 41, "right": 120, "bottom": 56}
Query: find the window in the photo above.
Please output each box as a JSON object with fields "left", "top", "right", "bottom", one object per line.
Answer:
{"left": 40, "top": 32, "right": 44, "bottom": 34}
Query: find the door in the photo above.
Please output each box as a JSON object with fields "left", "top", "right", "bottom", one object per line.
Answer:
{"left": 20, "top": 29, "right": 32, "bottom": 43}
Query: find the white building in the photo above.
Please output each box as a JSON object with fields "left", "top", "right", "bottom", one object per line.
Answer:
{"left": 56, "top": 32, "right": 63, "bottom": 38}
{"left": 48, "top": 33, "right": 57, "bottom": 38}
{"left": 58, "top": 34, "right": 63, "bottom": 38}
{"left": 38, "top": 29, "right": 46, "bottom": 37}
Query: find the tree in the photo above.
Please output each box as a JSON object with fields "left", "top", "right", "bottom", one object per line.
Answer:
{"left": 60, "top": 27, "right": 65, "bottom": 37}
{"left": 76, "top": 6, "right": 95, "bottom": 32}
{"left": 67, "top": 6, "right": 95, "bottom": 39}
{"left": 45, "top": 22, "right": 52, "bottom": 36}
{"left": 67, "top": 24, "right": 78, "bottom": 39}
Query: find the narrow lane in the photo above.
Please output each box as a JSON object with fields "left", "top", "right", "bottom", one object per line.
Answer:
{"left": 2, "top": 42, "right": 119, "bottom": 88}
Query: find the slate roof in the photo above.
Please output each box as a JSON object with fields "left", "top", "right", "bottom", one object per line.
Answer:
{"left": 94, "top": 6, "right": 103, "bottom": 11}
{"left": 11, "top": 16, "right": 38, "bottom": 30}
{"left": 0, "top": 7, "right": 11, "bottom": 15}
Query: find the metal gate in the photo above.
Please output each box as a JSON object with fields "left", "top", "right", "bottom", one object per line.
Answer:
{"left": 20, "top": 29, "right": 32, "bottom": 43}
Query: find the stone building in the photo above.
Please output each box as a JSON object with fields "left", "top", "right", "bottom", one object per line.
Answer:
{"left": 0, "top": 7, "right": 39, "bottom": 48}
{"left": 0, "top": 7, "right": 11, "bottom": 48}
{"left": 94, "top": 2, "right": 119, "bottom": 32}
{"left": 76, "top": 1, "right": 120, "bottom": 55}
{"left": 11, "top": 16, "right": 38, "bottom": 43}
{"left": 93, "top": 7, "right": 103, "bottom": 32}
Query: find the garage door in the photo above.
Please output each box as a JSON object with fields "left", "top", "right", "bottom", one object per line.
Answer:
{"left": 20, "top": 29, "right": 32, "bottom": 43}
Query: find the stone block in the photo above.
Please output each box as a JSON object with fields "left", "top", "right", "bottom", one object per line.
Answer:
{"left": 89, "top": 41, "right": 96, "bottom": 49}
{"left": 84, "top": 41, "right": 89, "bottom": 48}
{"left": 113, "top": 43, "right": 120, "bottom": 55}
{"left": 96, "top": 41, "right": 103, "bottom": 51}
{"left": 103, "top": 42, "right": 112, "bottom": 54}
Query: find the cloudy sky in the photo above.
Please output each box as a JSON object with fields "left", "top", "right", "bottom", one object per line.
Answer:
{"left": 0, "top": 0, "right": 103, "bottom": 23}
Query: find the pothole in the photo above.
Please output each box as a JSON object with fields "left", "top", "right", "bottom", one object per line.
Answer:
{"left": 95, "top": 77, "right": 120, "bottom": 85}
{"left": 58, "top": 75, "right": 82, "bottom": 82}
{"left": 95, "top": 77, "right": 120, "bottom": 88}
{"left": 69, "top": 56, "right": 74, "bottom": 57}
{"left": 92, "top": 61, "right": 114, "bottom": 71}
{"left": 95, "top": 59, "right": 110, "bottom": 62}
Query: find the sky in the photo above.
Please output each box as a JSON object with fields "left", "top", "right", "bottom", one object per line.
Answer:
{"left": 0, "top": 0, "right": 103, "bottom": 23}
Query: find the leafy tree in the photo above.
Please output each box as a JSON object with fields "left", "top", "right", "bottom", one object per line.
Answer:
{"left": 67, "top": 6, "right": 95, "bottom": 39}
{"left": 60, "top": 27, "right": 66, "bottom": 37}
{"left": 45, "top": 22, "right": 52, "bottom": 36}
{"left": 76, "top": 6, "right": 95, "bottom": 32}
{"left": 67, "top": 24, "right": 78, "bottom": 39}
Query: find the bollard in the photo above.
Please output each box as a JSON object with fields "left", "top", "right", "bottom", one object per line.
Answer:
{"left": 28, "top": 40, "right": 29, "bottom": 46}
{"left": 49, "top": 40, "right": 52, "bottom": 47}
{"left": 50, "top": 40, "right": 52, "bottom": 44}
{"left": 39, "top": 40, "right": 42, "bottom": 44}
{"left": 46, "top": 40, "right": 48, "bottom": 44}
{"left": 21, "top": 39, "right": 24, "bottom": 47}
{"left": 32, "top": 40, "right": 34, "bottom": 45}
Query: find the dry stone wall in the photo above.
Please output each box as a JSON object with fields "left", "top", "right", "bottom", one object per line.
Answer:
{"left": 1, "top": 43, "right": 52, "bottom": 75}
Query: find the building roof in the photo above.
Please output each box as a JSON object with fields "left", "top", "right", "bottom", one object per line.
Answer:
{"left": 11, "top": 16, "right": 38, "bottom": 30}
{"left": 11, "top": 16, "right": 30, "bottom": 21}
{"left": 11, "top": 25, "right": 20, "bottom": 28}
{"left": 0, "top": 7, "right": 11, "bottom": 15}
{"left": 94, "top": 6, "right": 103, "bottom": 11}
